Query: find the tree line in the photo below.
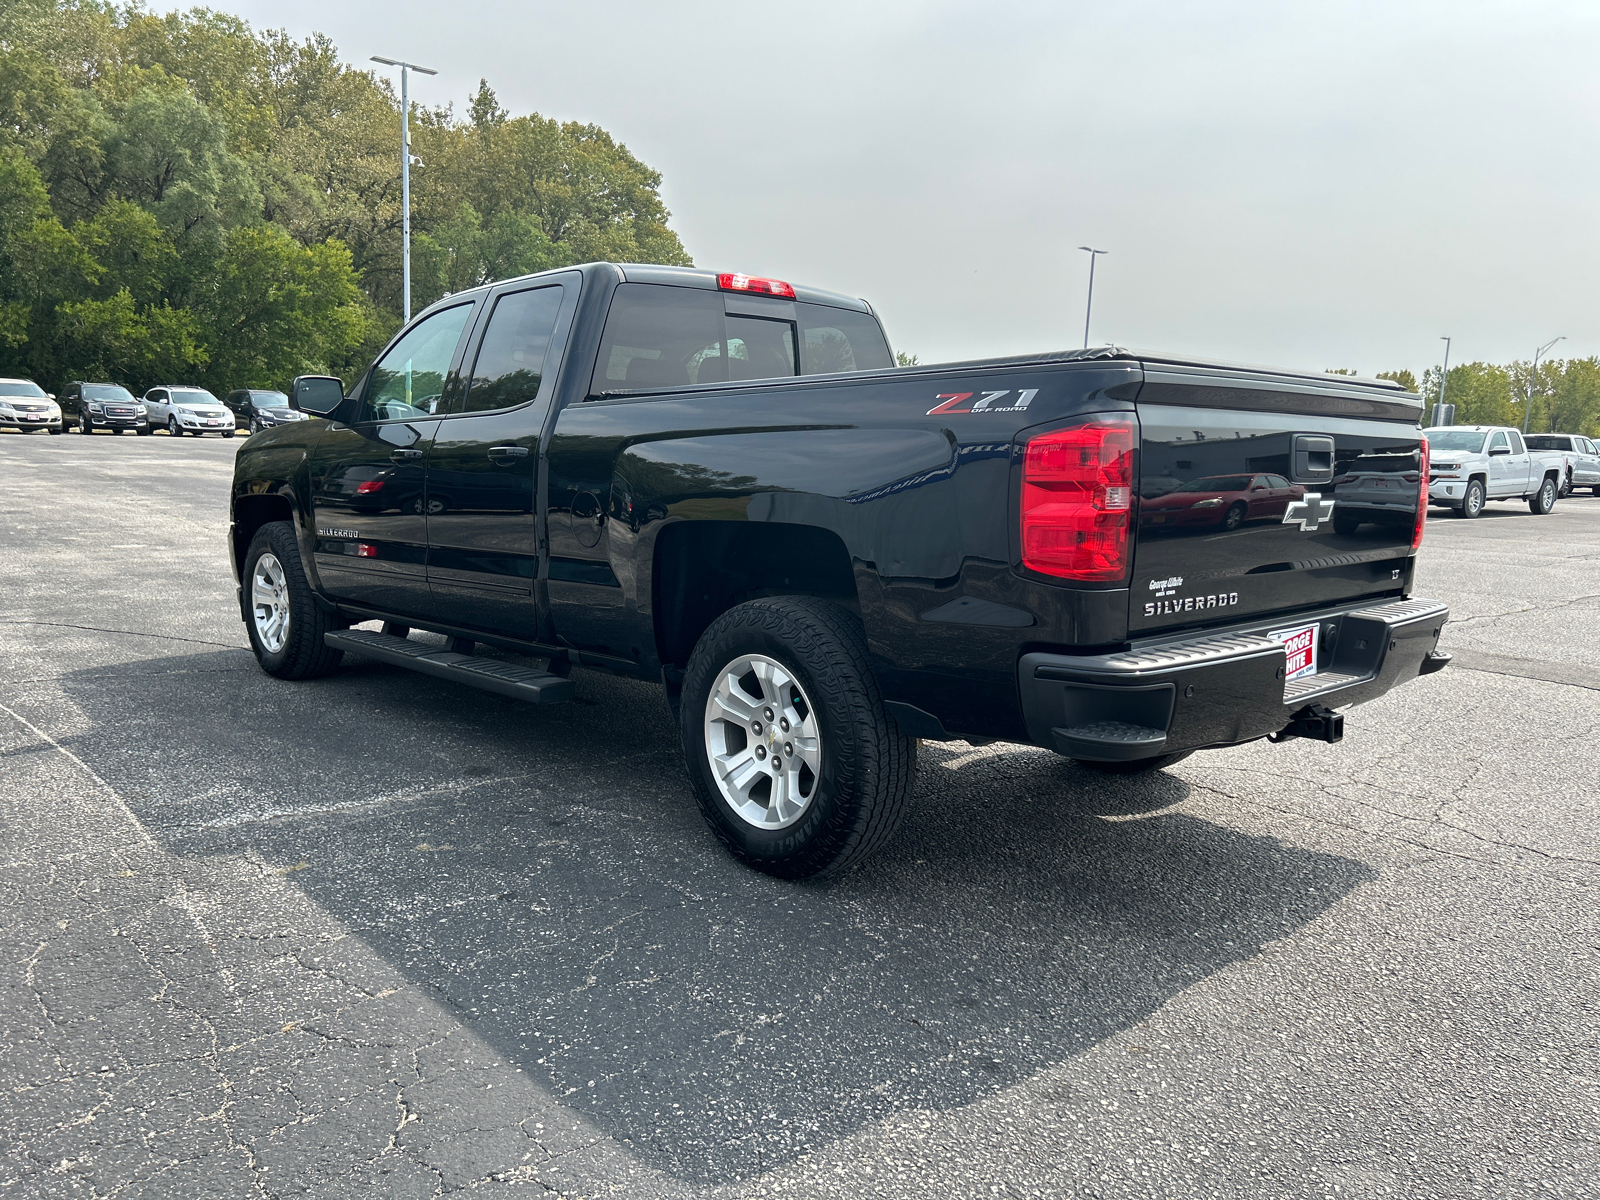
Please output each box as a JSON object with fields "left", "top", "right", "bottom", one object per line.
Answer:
{"left": 1329, "top": 360, "right": 1600, "bottom": 435}
{"left": 0, "top": 0, "right": 691, "bottom": 395}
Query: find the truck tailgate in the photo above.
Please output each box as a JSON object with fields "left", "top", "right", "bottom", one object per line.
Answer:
{"left": 1131, "top": 366, "right": 1423, "bottom": 635}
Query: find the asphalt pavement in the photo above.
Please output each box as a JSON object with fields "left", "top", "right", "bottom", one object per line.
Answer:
{"left": 1, "top": 428, "right": 1596, "bottom": 1199}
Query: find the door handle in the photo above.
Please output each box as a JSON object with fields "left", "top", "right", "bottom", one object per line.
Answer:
{"left": 487, "top": 445, "right": 530, "bottom": 460}
{"left": 390, "top": 449, "right": 423, "bottom": 462}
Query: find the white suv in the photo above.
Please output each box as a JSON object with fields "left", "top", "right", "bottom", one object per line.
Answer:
{"left": 144, "top": 386, "right": 236, "bottom": 438}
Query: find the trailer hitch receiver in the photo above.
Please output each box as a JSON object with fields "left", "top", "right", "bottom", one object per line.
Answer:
{"left": 1270, "top": 703, "right": 1344, "bottom": 745}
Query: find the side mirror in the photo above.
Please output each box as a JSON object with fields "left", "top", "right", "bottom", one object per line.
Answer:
{"left": 1488, "top": 446, "right": 1510, "bottom": 456}
{"left": 291, "top": 375, "right": 345, "bottom": 417}
{"left": 46, "top": 393, "right": 55, "bottom": 401}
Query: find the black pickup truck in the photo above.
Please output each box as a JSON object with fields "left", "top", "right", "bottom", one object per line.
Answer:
{"left": 230, "top": 262, "right": 1450, "bottom": 877}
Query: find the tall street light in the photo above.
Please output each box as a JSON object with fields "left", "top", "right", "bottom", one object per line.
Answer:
{"left": 1436, "top": 336, "right": 1451, "bottom": 423}
{"left": 1524, "top": 336, "right": 1565, "bottom": 433}
{"left": 1078, "top": 246, "right": 1107, "bottom": 349}
{"left": 371, "top": 56, "right": 437, "bottom": 323}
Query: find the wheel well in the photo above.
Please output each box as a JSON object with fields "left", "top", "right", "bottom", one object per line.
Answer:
{"left": 653, "top": 521, "right": 857, "bottom": 668}
{"left": 232, "top": 494, "right": 294, "bottom": 575}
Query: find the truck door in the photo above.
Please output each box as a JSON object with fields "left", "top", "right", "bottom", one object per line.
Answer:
{"left": 423, "top": 279, "right": 573, "bottom": 637}
{"left": 306, "top": 301, "right": 474, "bottom": 615}
{"left": 1485, "top": 430, "right": 1515, "bottom": 495}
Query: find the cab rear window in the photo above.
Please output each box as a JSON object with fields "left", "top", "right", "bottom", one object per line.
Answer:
{"left": 594, "top": 284, "right": 891, "bottom": 393}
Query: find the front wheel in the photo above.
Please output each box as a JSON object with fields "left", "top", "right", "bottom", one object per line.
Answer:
{"left": 243, "top": 521, "right": 346, "bottom": 680}
{"left": 78, "top": 416, "right": 91, "bottom": 435}
{"left": 1529, "top": 476, "right": 1557, "bottom": 515}
{"left": 1458, "top": 479, "right": 1485, "bottom": 519}
{"left": 1223, "top": 502, "right": 1246, "bottom": 531}
{"left": 223, "top": 429, "right": 234, "bottom": 439}
{"left": 681, "top": 596, "right": 917, "bottom": 879}
{"left": 168, "top": 417, "right": 183, "bottom": 437}
{"left": 136, "top": 424, "right": 151, "bottom": 436}
{"left": 48, "top": 423, "right": 63, "bottom": 435}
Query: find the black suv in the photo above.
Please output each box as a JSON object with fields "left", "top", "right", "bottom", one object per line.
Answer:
{"left": 224, "top": 389, "right": 311, "bottom": 434}
{"left": 59, "top": 382, "right": 149, "bottom": 435}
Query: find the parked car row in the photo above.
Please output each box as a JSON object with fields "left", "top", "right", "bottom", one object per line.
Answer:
{"left": 0, "top": 376, "right": 313, "bottom": 437}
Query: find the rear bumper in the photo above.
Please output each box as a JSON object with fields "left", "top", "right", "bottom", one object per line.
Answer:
{"left": 1018, "top": 596, "right": 1449, "bottom": 761}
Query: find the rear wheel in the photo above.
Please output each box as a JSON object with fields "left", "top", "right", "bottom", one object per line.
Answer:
{"left": 681, "top": 596, "right": 916, "bottom": 879}
{"left": 1529, "top": 476, "right": 1557, "bottom": 515}
{"left": 243, "top": 521, "right": 345, "bottom": 680}
{"left": 1458, "top": 479, "right": 1485, "bottom": 518}
{"left": 1074, "top": 751, "right": 1193, "bottom": 775}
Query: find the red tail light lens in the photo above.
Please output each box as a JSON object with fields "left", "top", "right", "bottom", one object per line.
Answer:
{"left": 1412, "top": 434, "right": 1430, "bottom": 551}
{"left": 355, "top": 480, "right": 384, "bottom": 494}
{"left": 716, "top": 272, "right": 796, "bottom": 299}
{"left": 1021, "top": 415, "right": 1136, "bottom": 581}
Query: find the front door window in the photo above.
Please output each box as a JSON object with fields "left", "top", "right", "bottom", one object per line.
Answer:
{"left": 361, "top": 303, "right": 474, "bottom": 422}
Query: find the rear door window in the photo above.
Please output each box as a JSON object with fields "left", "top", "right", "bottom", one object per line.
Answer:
{"left": 1508, "top": 431, "right": 1526, "bottom": 454}
{"left": 458, "top": 285, "right": 564, "bottom": 414}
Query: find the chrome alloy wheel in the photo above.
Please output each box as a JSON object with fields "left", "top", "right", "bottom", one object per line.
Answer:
{"left": 704, "top": 654, "right": 821, "bottom": 830}
{"left": 250, "top": 552, "right": 291, "bottom": 653}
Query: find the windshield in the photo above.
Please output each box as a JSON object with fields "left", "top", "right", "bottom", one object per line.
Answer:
{"left": 84, "top": 385, "right": 135, "bottom": 402}
{"left": 0, "top": 381, "right": 47, "bottom": 398}
{"left": 251, "top": 391, "right": 291, "bottom": 408}
{"left": 1175, "top": 475, "right": 1251, "bottom": 492}
{"left": 171, "top": 389, "right": 221, "bottom": 406}
{"left": 1523, "top": 435, "right": 1570, "bottom": 451}
{"left": 1428, "top": 430, "right": 1488, "bottom": 453}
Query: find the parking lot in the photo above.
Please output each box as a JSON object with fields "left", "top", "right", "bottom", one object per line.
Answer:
{"left": 1, "top": 430, "right": 1597, "bottom": 1199}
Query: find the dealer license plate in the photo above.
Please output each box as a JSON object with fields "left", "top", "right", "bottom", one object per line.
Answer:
{"left": 1269, "top": 622, "right": 1319, "bottom": 681}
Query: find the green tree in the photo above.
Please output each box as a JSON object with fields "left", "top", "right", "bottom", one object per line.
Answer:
{"left": 1377, "top": 369, "right": 1417, "bottom": 392}
{"left": 1421, "top": 362, "right": 1516, "bottom": 427}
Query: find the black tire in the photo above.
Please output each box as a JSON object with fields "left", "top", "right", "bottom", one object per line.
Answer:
{"left": 1559, "top": 474, "right": 1572, "bottom": 499}
{"left": 78, "top": 415, "right": 91, "bottom": 435}
{"left": 680, "top": 596, "right": 917, "bottom": 879}
{"left": 136, "top": 424, "right": 151, "bottom": 436}
{"left": 1074, "top": 751, "right": 1194, "bottom": 775}
{"left": 1223, "top": 502, "right": 1246, "bottom": 531}
{"left": 48, "top": 424, "right": 63, "bottom": 435}
{"left": 223, "top": 429, "right": 235, "bottom": 439}
{"left": 1529, "top": 476, "right": 1557, "bottom": 515}
{"left": 168, "top": 417, "right": 182, "bottom": 437}
{"left": 242, "top": 521, "right": 346, "bottom": 680}
{"left": 1458, "top": 479, "right": 1485, "bottom": 519}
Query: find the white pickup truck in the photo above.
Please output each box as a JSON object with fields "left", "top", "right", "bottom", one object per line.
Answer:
{"left": 1426, "top": 425, "right": 1566, "bottom": 519}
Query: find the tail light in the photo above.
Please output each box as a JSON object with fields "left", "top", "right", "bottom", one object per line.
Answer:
{"left": 716, "top": 272, "right": 796, "bottom": 299}
{"left": 1412, "top": 435, "right": 1430, "bottom": 551}
{"left": 1020, "top": 415, "right": 1136, "bottom": 581}
{"left": 355, "top": 480, "right": 384, "bottom": 494}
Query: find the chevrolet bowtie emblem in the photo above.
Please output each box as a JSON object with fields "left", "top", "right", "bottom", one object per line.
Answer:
{"left": 1282, "top": 492, "right": 1335, "bottom": 532}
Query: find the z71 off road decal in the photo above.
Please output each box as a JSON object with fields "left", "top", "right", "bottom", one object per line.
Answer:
{"left": 926, "top": 388, "right": 1039, "bottom": 416}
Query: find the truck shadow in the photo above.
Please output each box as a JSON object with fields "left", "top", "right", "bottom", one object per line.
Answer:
{"left": 57, "top": 648, "right": 1374, "bottom": 1184}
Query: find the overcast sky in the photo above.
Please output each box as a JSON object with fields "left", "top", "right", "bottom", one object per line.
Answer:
{"left": 159, "top": 0, "right": 1600, "bottom": 377}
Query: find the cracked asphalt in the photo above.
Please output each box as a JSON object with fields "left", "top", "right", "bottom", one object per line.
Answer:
{"left": 1, "top": 429, "right": 1597, "bottom": 1199}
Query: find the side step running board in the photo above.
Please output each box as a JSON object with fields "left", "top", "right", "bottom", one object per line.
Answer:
{"left": 325, "top": 629, "right": 575, "bottom": 704}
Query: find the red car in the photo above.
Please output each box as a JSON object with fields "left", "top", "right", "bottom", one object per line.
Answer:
{"left": 1141, "top": 473, "right": 1304, "bottom": 531}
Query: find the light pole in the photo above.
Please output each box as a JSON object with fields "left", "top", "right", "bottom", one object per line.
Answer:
{"left": 1436, "top": 336, "right": 1451, "bottom": 424}
{"left": 371, "top": 56, "right": 437, "bottom": 323}
{"left": 1077, "top": 246, "right": 1107, "bottom": 349}
{"left": 1524, "top": 336, "right": 1565, "bottom": 433}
